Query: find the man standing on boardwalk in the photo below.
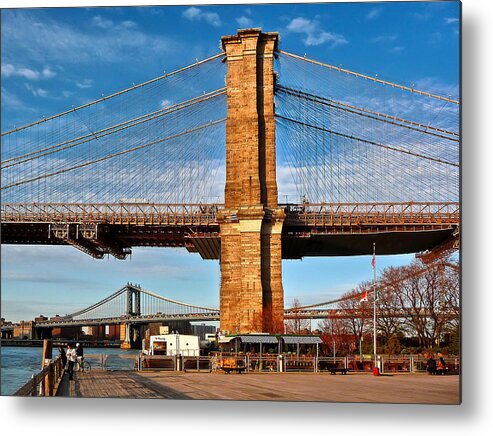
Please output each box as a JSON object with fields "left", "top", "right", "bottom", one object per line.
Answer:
{"left": 66, "top": 344, "right": 77, "bottom": 380}
{"left": 75, "top": 343, "right": 84, "bottom": 371}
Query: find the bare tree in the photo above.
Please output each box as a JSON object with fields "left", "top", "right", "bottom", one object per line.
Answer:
{"left": 285, "top": 298, "right": 311, "bottom": 334}
{"left": 378, "top": 266, "right": 410, "bottom": 342}
{"left": 442, "top": 259, "right": 460, "bottom": 329}
{"left": 393, "top": 259, "right": 460, "bottom": 348}
{"left": 319, "top": 315, "right": 354, "bottom": 356}
{"left": 338, "top": 285, "right": 372, "bottom": 350}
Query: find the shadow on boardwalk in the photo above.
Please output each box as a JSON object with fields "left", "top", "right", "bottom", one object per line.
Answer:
{"left": 65, "top": 370, "right": 460, "bottom": 404}
{"left": 68, "top": 371, "right": 190, "bottom": 399}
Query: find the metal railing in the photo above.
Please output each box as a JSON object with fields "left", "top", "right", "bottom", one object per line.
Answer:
{"left": 138, "top": 354, "right": 177, "bottom": 371}
{"left": 182, "top": 356, "right": 213, "bottom": 372}
{"left": 283, "top": 202, "right": 459, "bottom": 228}
{"left": 283, "top": 355, "right": 317, "bottom": 372}
{"left": 128, "top": 353, "right": 460, "bottom": 375}
{"left": 317, "top": 356, "right": 348, "bottom": 372}
{"left": 1, "top": 203, "right": 221, "bottom": 225}
{"left": 247, "top": 355, "right": 280, "bottom": 372}
{"left": 14, "top": 355, "right": 65, "bottom": 396}
{"left": 2, "top": 202, "right": 459, "bottom": 229}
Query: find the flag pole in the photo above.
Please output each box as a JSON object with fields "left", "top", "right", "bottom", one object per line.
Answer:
{"left": 373, "top": 242, "right": 378, "bottom": 373}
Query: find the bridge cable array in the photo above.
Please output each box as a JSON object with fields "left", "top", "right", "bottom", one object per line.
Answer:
{"left": 275, "top": 51, "right": 459, "bottom": 204}
{"left": 1, "top": 54, "right": 227, "bottom": 205}
{"left": 1, "top": 47, "right": 459, "bottom": 209}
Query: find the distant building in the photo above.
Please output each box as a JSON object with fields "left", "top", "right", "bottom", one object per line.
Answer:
{"left": 192, "top": 323, "right": 216, "bottom": 340}
{"left": 0, "top": 318, "right": 13, "bottom": 327}
{"left": 51, "top": 326, "right": 82, "bottom": 340}
{"left": 34, "top": 315, "right": 48, "bottom": 323}
{"left": 13, "top": 321, "right": 34, "bottom": 339}
{"left": 0, "top": 318, "right": 14, "bottom": 339}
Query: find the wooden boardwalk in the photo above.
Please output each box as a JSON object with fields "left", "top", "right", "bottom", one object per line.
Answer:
{"left": 69, "top": 371, "right": 460, "bottom": 404}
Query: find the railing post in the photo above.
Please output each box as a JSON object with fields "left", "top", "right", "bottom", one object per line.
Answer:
{"left": 31, "top": 374, "right": 37, "bottom": 396}
{"left": 176, "top": 354, "right": 182, "bottom": 372}
{"left": 46, "top": 362, "right": 54, "bottom": 397}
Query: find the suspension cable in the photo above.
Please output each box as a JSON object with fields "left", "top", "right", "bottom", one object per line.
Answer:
{"left": 279, "top": 50, "right": 459, "bottom": 104}
{"left": 1, "top": 53, "right": 225, "bottom": 136}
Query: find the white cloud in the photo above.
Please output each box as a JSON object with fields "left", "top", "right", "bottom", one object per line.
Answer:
{"left": 366, "top": 8, "right": 382, "bottom": 20}
{"left": 287, "top": 17, "right": 312, "bottom": 33}
{"left": 414, "top": 77, "right": 459, "bottom": 99}
{"left": 41, "top": 67, "right": 56, "bottom": 79}
{"left": 1, "top": 64, "right": 15, "bottom": 77}
{"left": 76, "top": 79, "right": 94, "bottom": 89}
{"left": 388, "top": 46, "right": 404, "bottom": 54}
{"left": 92, "top": 15, "right": 138, "bottom": 30}
{"left": 121, "top": 20, "right": 138, "bottom": 29}
{"left": 160, "top": 99, "right": 173, "bottom": 108}
{"left": 445, "top": 17, "right": 459, "bottom": 24}
{"left": 92, "top": 15, "right": 114, "bottom": 29}
{"left": 1, "top": 86, "right": 26, "bottom": 110}
{"left": 183, "top": 7, "right": 201, "bottom": 20}
{"left": 183, "top": 7, "right": 221, "bottom": 27}
{"left": 2, "top": 64, "right": 39, "bottom": 80}
{"left": 24, "top": 83, "right": 48, "bottom": 97}
{"left": 2, "top": 64, "right": 57, "bottom": 80}
{"left": 2, "top": 10, "right": 175, "bottom": 66}
{"left": 286, "top": 17, "right": 347, "bottom": 47}
{"left": 236, "top": 16, "right": 253, "bottom": 28}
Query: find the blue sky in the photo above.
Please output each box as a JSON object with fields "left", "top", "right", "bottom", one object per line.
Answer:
{"left": 1, "top": 1, "right": 460, "bottom": 322}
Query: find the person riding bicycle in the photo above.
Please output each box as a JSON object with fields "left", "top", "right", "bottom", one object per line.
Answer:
{"left": 75, "top": 343, "right": 84, "bottom": 371}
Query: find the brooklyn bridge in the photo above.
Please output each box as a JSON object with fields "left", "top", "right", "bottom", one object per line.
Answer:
{"left": 0, "top": 29, "right": 460, "bottom": 336}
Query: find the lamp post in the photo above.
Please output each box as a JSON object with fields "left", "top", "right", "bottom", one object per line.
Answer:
{"left": 372, "top": 242, "right": 378, "bottom": 375}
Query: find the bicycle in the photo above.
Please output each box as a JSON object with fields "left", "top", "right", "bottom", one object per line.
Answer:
{"left": 77, "top": 357, "right": 91, "bottom": 372}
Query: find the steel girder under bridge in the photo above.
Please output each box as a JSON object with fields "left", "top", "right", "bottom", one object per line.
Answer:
{"left": 1, "top": 201, "right": 459, "bottom": 259}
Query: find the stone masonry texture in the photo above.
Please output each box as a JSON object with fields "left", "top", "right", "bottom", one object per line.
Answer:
{"left": 219, "top": 29, "right": 284, "bottom": 334}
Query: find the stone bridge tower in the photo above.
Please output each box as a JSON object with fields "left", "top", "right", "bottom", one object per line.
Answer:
{"left": 218, "top": 29, "right": 285, "bottom": 334}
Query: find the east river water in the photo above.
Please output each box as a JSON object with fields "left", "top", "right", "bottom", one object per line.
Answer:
{"left": 1, "top": 346, "right": 140, "bottom": 395}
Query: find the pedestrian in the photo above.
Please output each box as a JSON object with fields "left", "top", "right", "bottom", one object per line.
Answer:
{"left": 58, "top": 345, "right": 67, "bottom": 368}
{"left": 66, "top": 344, "right": 77, "bottom": 380}
{"left": 437, "top": 356, "right": 447, "bottom": 374}
{"left": 75, "top": 342, "right": 84, "bottom": 371}
{"left": 426, "top": 355, "right": 437, "bottom": 375}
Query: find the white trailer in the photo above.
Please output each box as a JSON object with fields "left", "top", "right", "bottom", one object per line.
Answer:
{"left": 147, "top": 334, "right": 200, "bottom": 356}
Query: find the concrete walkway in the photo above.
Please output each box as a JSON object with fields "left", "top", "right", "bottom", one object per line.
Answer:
{"left": 71, "top": 371, "right": 460, "bottom": 404}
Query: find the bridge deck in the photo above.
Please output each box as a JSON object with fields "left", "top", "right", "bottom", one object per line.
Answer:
{"left": 1, "top": 202, "right": 458, "bottom": 259}
{"left": 68, "top": 370, "right": 460, "bottom": 403}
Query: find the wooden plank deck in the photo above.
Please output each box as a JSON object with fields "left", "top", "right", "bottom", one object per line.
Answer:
{"left": 70, "top": 371, "right": 460, "bottom": 404}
